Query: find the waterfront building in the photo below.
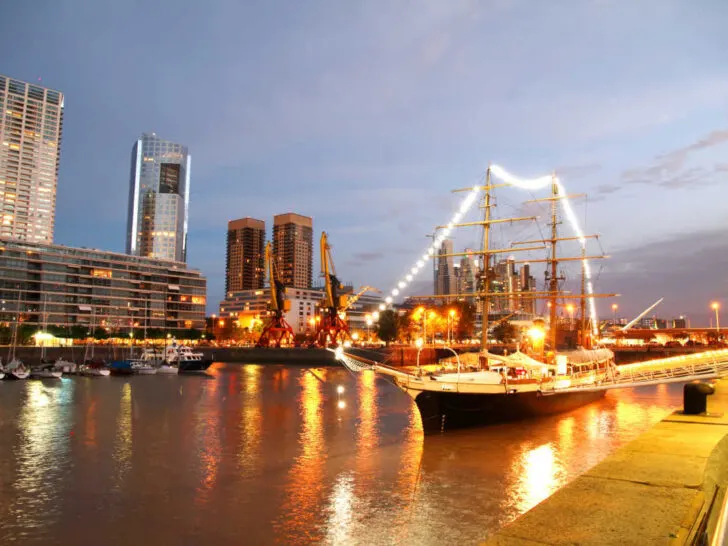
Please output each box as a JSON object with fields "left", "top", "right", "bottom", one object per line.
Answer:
{"left": 226, "top": 217, "right": 265, "bottom": 293}
{"left": 273, "top": 213, "right": 313, "bottom": 289}
{"left": 0, "top": 238, "right": 206, "bottom": 332}
{"left": 490, "top": 257, "right": 536, "bottom": 314}
{"left": 219, "top": 286, "right": 324, "bottom": 334}
{"left": 0, "top": 75, "right": 64, "bottom": 243}
{"left": 459, "top": 250, "right": 478, "bottom": 296}
{"left": 126, "top": 133, "right": 191, "bottom": 262}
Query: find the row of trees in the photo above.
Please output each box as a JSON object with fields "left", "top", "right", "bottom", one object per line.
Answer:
{"left": 376, "top": 301, "right": 477, "bottom": 344}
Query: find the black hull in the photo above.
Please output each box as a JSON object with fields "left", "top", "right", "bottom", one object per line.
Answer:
{"left": 414, "top": 389, "right": 607, "bottom": 433}
{"left": 178, "top": 359, "right": 213, "bottom": 373}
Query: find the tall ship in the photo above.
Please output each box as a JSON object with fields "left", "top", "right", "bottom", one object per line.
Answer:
{"left": 344, "top": 165, "right": 619, "bottom": 433}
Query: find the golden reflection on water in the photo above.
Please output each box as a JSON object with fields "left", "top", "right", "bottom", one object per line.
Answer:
{"left": 112, "top": 382, "right": 132, "bottom": 490}
{"left": 9, "top": 380, "right": 74, "bottom": 534}
{"left": 512, "top": 442, "right": 564, "bottom": 514}
{"left": 277, "top": 370, "right": 325, "bottom": 543}
{"left": 239, "top": 365, "right": 262, "bottom": 475}
{"left": 85, "top": 400, "right": 97, "bottom": 450}
{"left": 195, "top": 377, "right": 221, "bottom": 506}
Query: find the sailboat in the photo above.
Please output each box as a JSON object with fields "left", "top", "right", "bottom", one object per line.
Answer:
{"left": 79, "top": 309, "right": 110, "bottom": 376}
{"left": 30, "top": 295, "right": 62, "bottom": 379}
{"left": 4, "top": 290, "right": 29, "bottom": 380}
{"left": 364, "top": 167, "right": 617, "bottom": 433}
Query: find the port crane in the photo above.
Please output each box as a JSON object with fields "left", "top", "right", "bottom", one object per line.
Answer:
{"left": 343, "top": 285, "right": 382, "bottom": 311}
{"left": 256, "top": 242, "right": 294, "bottom": 348}
{"left": 313, "top": 232, "right": 350, "bottom": 347}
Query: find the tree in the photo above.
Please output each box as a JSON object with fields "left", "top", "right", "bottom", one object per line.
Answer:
{"left": 92, "top": 327, "right": 109, "bottom": 340}
{"left": 376, "top": 310, "right": 399, "bottom": 345}
{"left": 492, "top": 320, "right": 519, "bottom": 344}
{"left": 70, "top": 324, "right": 89, "bottom": 339}
{"left": 453, "top": 301, "right": 476, "bottom": 341}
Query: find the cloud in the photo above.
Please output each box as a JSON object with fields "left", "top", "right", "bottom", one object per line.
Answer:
{"left": 596, "top": 184, "right": 621, "bottom": 195}
{"left": 620, "top": 128, "right": 728, "bottom": 189}
{"left": 598, "top": 228, "right": 728, "bottom": 323}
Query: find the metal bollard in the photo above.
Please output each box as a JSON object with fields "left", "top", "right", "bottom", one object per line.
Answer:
{"left": 683, "top": 382, "right": 715, "bottom": 415}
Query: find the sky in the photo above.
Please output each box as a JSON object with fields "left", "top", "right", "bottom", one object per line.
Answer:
{"left": 2, "top": 0, "right": 728, "bottom": 325}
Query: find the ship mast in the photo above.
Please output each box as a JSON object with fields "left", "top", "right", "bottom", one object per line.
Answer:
{"left": 480, "top": 168, "right": 492, "bottom": 349}
{"left": 548, "top": 173, "right": 559, "bottom": 352}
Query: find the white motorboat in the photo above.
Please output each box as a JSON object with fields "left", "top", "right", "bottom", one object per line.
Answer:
{"left": 156, "top": 363, "right": 179, "bottom": 375}
{"left": 164, "top": 344, "right": 213, "bottom": 373}
{"left": 131, "top": 361, "right": 157, "bottom": 375}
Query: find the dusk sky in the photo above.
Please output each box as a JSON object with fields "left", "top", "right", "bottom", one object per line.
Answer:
{"left": 3, "top": 1, "right": 727, "bottom": 324}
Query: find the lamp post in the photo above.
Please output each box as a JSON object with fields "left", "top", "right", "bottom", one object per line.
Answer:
{"left": 711, "top": 302, "right": 720, "bottom": 332}
{"left": 611, "top": 303, "right": 618, "bottom": 325}
{"left": 566, "top": 303, "right": 575, "bottom": 329}
{"left": 415, "top": 337, "right": 424, "bottom": 374}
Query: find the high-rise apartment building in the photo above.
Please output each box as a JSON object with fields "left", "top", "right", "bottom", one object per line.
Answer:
{"left": 273, "top": 213, "right": 313, "bottom": 289}
{"left": 126, "top": 133, "right": 190, "bottom": 262}
{"left": 226, "top": 217, "right": 265, "bottom": 293}
{"left": 0, "top": 75, "right": 64, "bottom": 243}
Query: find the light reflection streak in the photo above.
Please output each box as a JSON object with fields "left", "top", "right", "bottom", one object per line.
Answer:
{"left": 276, "top": 371, "right": 326, "bottom": 543}
{"left": 85, "top": 400, "right": 97, "bottom": 450}
{"left": 512, "top": 443, "right": 564, "bottom": 514}
{"left": 194, "top": 376, "right": 221, "bottom": 506}
{"left": 239, "top": 366, "right": 262, "bottom": 476}
{"left": 8, "top": 380, "right": 75, "bottom": 536}
{"left": 112, "top": 382, "right": 132, "bottom": 491}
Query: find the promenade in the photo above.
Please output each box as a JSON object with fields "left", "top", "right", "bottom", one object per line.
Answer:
{"left": 484, "top": 378, "right": 728, "bottom": 545}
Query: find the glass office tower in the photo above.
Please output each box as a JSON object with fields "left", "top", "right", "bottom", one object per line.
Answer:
{"left": 126, "top": 133, "right": 190, "bottom": 262}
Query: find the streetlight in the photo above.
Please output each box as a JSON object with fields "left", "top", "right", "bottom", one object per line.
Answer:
{"left": 428, "top": 311, "right": 437, "bottom": 345}
{"left": 415, "top": 337, "right": 424, "bottom": 374}
{"left": 611, "top": 303, "right": 618, "bottom": 325}
{"left": 711, "top": 302, "right": 720, "bottom": 332}
{"left": 566, "top": 303, "right": 575, "bottom": 328}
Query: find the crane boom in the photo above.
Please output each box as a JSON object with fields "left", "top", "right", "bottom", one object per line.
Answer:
{"left": 313, "top": 232, "right": 350, "bottom": 347}
{"left": 621, "top": 298, "right": 664, "bottom": 331}
{"left": 343, "top": 285, "right": 381, "bottom": 311}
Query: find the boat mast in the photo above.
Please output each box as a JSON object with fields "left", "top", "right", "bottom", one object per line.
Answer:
{"left": 580, "top": 245, "right": 587, "bottom": 347}
{"left": 479, "top": 168, "right": 492, "bottom": 349}
{"left": 548, "top": 173, "right": 559, "bottom": 352}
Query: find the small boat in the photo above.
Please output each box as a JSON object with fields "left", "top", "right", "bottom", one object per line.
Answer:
{"left": 54, "top": 358, "right": 77, "bottom": 374}
{"left": 5, "top": 358, "right": 30, "bottom": 380}
{"left": 165, "top": 345, "right": 213, "bottom": 373}
{"left": 0, "top": 359, "right": 5, "bottom": 380}
{"left": 79, "top": 359, "right": 111, "bottom": 377}
{"left": 155, "top": 362, "right": 179, "bottom": 375}
{"left": 131, "top": 361, "right": 157, "bottom": 375}
{"left": 108, "top": 360, "right": 135, "bottom": 376}
{"left": 30, "top": 363, "right": 63, "bottom": 379}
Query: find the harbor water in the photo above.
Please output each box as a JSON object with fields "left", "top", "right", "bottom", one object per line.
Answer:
{"left": 0, "top": 363, "right": 683, "bottom": 545}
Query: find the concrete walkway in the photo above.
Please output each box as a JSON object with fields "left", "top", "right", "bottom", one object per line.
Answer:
{"left": 484, "top": 379, "right": 728, "bottom": 545}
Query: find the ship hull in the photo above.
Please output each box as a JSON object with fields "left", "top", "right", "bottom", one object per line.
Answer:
{"left": 178, "top": 359, "right": 213, "bottom": 373}
{"left": 414, "top": 388, "right": 606, "bottom": 433}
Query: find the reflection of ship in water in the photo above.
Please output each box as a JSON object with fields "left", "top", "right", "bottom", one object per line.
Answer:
{"left": 362, "top": 166, "right": 617, "bottom": 433}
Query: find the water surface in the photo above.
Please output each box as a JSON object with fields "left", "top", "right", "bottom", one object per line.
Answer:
{"left": 0, "top": 364, "right": 683, "bottom": 544}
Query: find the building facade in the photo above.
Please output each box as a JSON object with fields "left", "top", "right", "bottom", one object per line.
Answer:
{"left": 220, "top": 286, "right": 324, "bottom": 334}
{"left": 273, "top": 213, "right": 312, "bottom": 289}
{"left": 226, "top": 217, "right": 265, "bottom": 293}
{"left": 0, "top": 75, "right": 64, "bottom": 243}
{"left": 126, "top": 133, "right": 190, "bottom": 262}
{"left": 0, "top": 238, "right": 206, "bottom": 332}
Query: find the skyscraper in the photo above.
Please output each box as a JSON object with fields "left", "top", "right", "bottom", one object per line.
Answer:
{"left": 126, "top": 133, "right": 190, "bottom": 262}
{"left": 0, "top": 75, "right": 63, "bottom": 243}
{"left": 226, "top": 217, "right": 265, "bottom": 293}
{"left": 273, "top": 213, "right": 313, "bottom": 288}
{"left": 435, "top": 239, "right": 454, "bottom": 298}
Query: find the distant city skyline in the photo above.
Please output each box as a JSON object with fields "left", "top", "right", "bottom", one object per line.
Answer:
{"left": 4, "top": 1, "right": 727, "bottom": 323}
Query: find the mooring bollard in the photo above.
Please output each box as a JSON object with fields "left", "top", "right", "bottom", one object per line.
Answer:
{"left": 683, "top": 382, "right": 715, "bottom": 415}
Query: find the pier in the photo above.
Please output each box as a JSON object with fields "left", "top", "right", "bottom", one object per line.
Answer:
{"left": 484, "top": 378, "right": 728, "bottom": 545}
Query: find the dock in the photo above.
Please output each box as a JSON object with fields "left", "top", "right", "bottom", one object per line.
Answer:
{"left": 483, "top": 378, "right": 728, "bottom": 545}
